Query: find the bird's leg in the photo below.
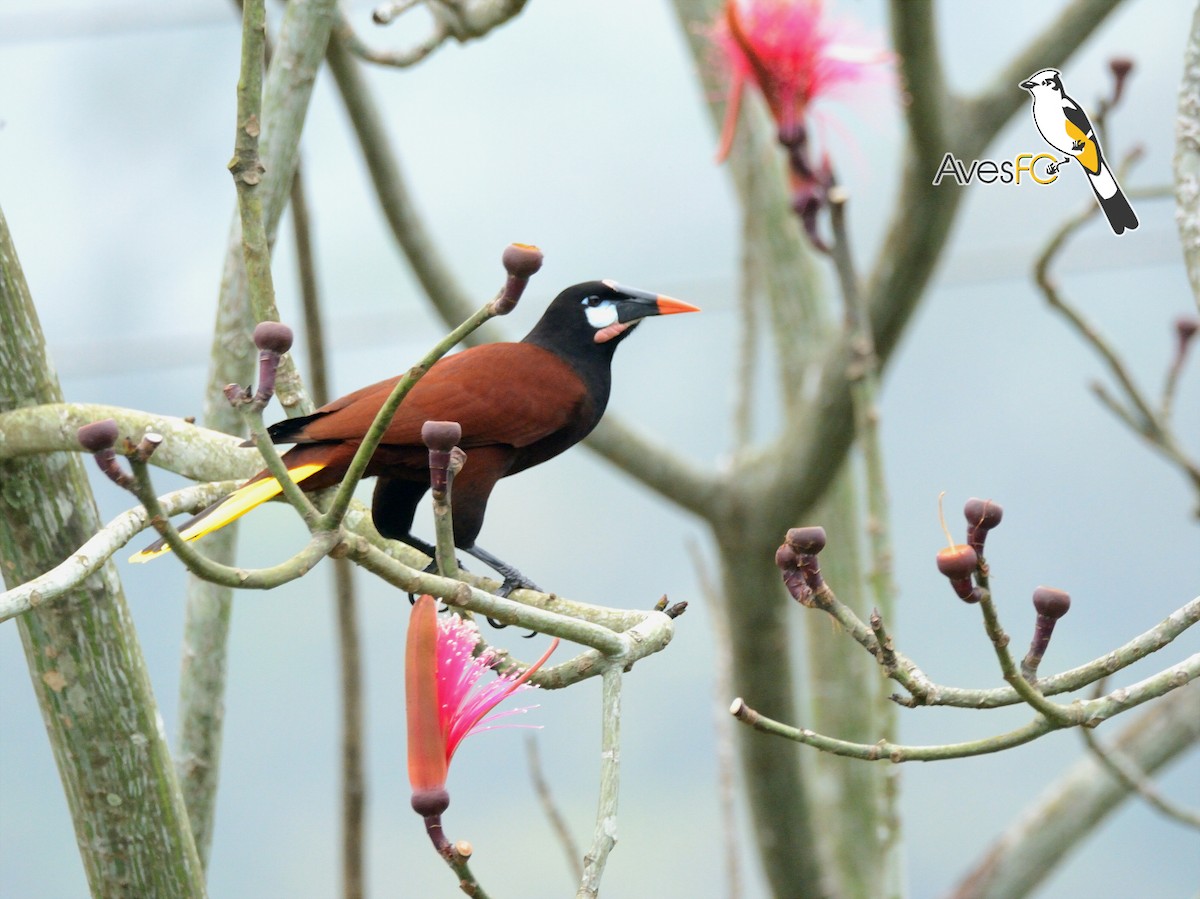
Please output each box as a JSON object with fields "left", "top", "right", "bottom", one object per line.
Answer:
{"left": 397, "top": 533, "right": 458, "bottom": 610}
{"left": 463, "top": 544, "right": 542, "bottom": 598}
{"left": 463, "top": 543, "right": 540, "bottom": 636}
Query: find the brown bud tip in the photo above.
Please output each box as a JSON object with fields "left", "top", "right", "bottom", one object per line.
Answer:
{"left": 964, "top": 497, "right": 1003, "bottom": 530}
{"left": 1176, "top": 316, "right": 1199, "bottom": 343}
{"left": 421, "top": 420, "right": 462, "bottom": 451}
{"left": 1032, "top": 586, "right": 1071, "bottom": 619}
{"left": 502, "top": 243, "right": 544, "bottom": 279}
{"left": 1108, "top": 57, "right": 1134, "bottom": 79}
{"left": 785, "top": 526, "right": 826, "bottom": 555}
{"left": 77, "top": 419, "right": 119, "bottom": 452}
{"left": 775, "top": 543, "right": 799, "bottom": 570}
{"left": 410, "top": 788, "right": 450, "bottom": 817}
{"left": 253, "top": 321, "right": 293, "bottom": 355}
{"left": 936, "top": 544, "right": 978, "bottom": 579}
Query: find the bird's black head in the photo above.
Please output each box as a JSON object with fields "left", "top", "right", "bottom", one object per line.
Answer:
{"left": 523, "top": 280, "right": 700, "bottom": 356}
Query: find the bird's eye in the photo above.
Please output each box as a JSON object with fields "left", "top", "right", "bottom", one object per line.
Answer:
{"left": 581, "top": 295, "right": 601, "bottom": 307}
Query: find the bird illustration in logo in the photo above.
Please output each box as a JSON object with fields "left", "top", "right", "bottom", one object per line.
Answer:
{"left": 1019, "top": 68, "right": 1138, "bottom": 235}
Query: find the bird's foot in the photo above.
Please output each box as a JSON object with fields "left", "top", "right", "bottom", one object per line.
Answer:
{"left": 1071, "top": 139, "right": 1085, "bottom": 152}
{"left": 461, "top": 545, "right": 541, "bottom": 636}
{"left": 494, "top": 572, "right": 542, "bottom": 599}
{"left": 407, "top": 559, "right": 462, "bottom": 608}
{"left": 488, "top": 573, "right": 542, "bottom": 637}
{"left": 462, "top": 544, "right": 542, "bottom": 598}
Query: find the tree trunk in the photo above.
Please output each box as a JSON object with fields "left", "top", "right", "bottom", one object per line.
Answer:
{"left": 0, "top": 204, "right": 206, "bottom": 897}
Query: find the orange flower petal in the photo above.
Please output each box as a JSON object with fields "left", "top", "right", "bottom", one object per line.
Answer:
{"left": 405, "top": 596, "right": 448, "bottom": 793}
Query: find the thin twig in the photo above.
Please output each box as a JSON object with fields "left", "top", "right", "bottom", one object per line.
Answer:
{"left": 339, "top": 14, "right": 449, "bottom": 68}
{"left": 950, "top": 682, "right": 1200, "bottom": 899}
{"left": 731, "top": 652, "right": 1200, "bottom": 762}
{"left": 344, "top": 537, "right": 641, "bottom": 654}
{"left": 1034, "top": 180, "right": 1200, "bottom": 500}
{"left": 338, "top": 0, "right": 528, "bottom": 69}
{"left": 1175, "top": 1, "right": 1200, "bottom": 316}
{"left": 828, "top": 188, "right": 896, "bottom": 627}
{"left": 332, "top": 554, "right": 366, "bottom": 899}
{"left": 229, "top": 0, "right": 283, "bottom": 338}
{"left": 975, "top": 591, "right": 1076, "bottom": 727}
{"left": 801, "top": 577, "right": 1200, "bottom": 712}
{"left": 576, "top": 662, "right": 623, "bottom": 899}
{"left": 1080, "top": 726, "right": 1200, "bottom": 829}
{"left": 127, "top": 458, "right": 340, "bottom": 589}
{"left": 291, "top": 159, "right": 368, "bottom": 899}
{"left": 0, "top": 481, "right": 235, "bottom": 623}
{"left": 526, "top": 736, "right": 584, "bottom": 883}
{"left": 688, "top": 542, "right": 743, "bottom": 899}
{"left": 732, "top": 218, "right": 760, "bottom": 454}
{"left": 430, "top": 454, "right": 461, "bottom": 581}
{"left": 731, "top": 696, "right": 1054, "bottom": 761}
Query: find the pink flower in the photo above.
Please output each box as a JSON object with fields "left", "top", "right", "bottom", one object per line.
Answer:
{"left": 712, "top": 0, "right": 893, "bottom": 161}
{"left": 406, "top": 595, "right": 558, "bottom": 816}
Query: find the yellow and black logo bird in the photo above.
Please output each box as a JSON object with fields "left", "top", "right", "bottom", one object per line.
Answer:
{"left": 1019, "top": 68, "right": 1138, "bottom": 235}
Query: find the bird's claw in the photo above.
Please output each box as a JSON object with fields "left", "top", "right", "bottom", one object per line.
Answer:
{"left": 492, "top": 576, "right": 541, "bottom": 637}
{"left": 495, "top": 575, "right": 541, "bottom": 599}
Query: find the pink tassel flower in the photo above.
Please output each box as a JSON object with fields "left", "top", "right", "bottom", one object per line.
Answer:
{"left": 406, "top": 595, "right": 558, "bottom": 828}
{"left": 710, "top": 0, "right": 893, "bottom": 247}
{"left": 712, "top": 0, "right": 894, "bottom": 162}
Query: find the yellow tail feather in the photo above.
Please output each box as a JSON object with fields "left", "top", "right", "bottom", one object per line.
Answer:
{"left": 129, "top": 463, "right": 325, "bottom": 563}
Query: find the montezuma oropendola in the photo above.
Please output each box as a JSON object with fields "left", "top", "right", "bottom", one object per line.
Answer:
{"left": 132, "top": 280, "right": 699, "bottom": 596}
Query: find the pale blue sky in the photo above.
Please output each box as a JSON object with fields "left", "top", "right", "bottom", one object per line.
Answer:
{"left": 1, "top": 1, "right": 1196, "bottom": 896}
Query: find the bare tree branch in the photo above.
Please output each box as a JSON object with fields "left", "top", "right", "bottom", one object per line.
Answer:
{"left": 1176, "top": 1, "right": 1200, "bottom": 314}
{"left": 0, "top": 203, "right": 206, "bottom": 897}
{"left": 949, "top": 683, "right": 1200, "bottom": 899}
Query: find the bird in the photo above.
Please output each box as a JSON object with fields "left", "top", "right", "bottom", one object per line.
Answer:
{"left": 1019, "top": 68, "right": 1138, "bottom": 235}
{"left": 132, "top": 280, "right": 699, "bottom": 597}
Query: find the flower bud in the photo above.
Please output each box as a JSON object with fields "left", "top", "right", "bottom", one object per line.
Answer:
{"left": 1108, "top": 57, "right": 1134, "bottom": 106}
{"left": 253, "top": 321, "right": 294, "bottom": 355}
{"left": 1032, "top": 585, "right": 1071, "bottom": 620}
{"left": 936, "top": 544, "right": 981, "bottom": 603}
{"left": 1022, "top": 586, "right": 1072, "bottom": 682}
{"left": 421, "top": 420, "right": 462, "bottom": 452}
{"left": 423, "top": 420, "right": 462, "bottom": 495}
{"left": 501, "top": 243, "right": 544, "bottom": 279}
{"left": 493, "top": 243, "right": 544, "bottom": 315}
{"left": 77, "top": 419, "right": 133, "bottom": 488}
{"left": 250, "top": 322, "right": 294, "bottom": 407}
{"left": 1176, "top": 316, "right": 1199, "bottom": 351}
{"left": 77, "top": 419, "right": 119, "bottom": 453}
{"left": 786, "top": 526, "right": 826, "bottom": 555}
{"left": 774, "top": 543, "right": 799, "bottom": 571}
{"left": 963, "top": 497, "right": 1003, "bottom": 556}
{"left": 410, "top": 787, "right": 450, "bottom": 817}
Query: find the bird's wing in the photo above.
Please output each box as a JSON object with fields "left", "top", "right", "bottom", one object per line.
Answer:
{"left": 1061, "top": 98, "right": 1100, "bottom": 173}
{"left": 270, "top": 343, "right": 588, "bottom": 449}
